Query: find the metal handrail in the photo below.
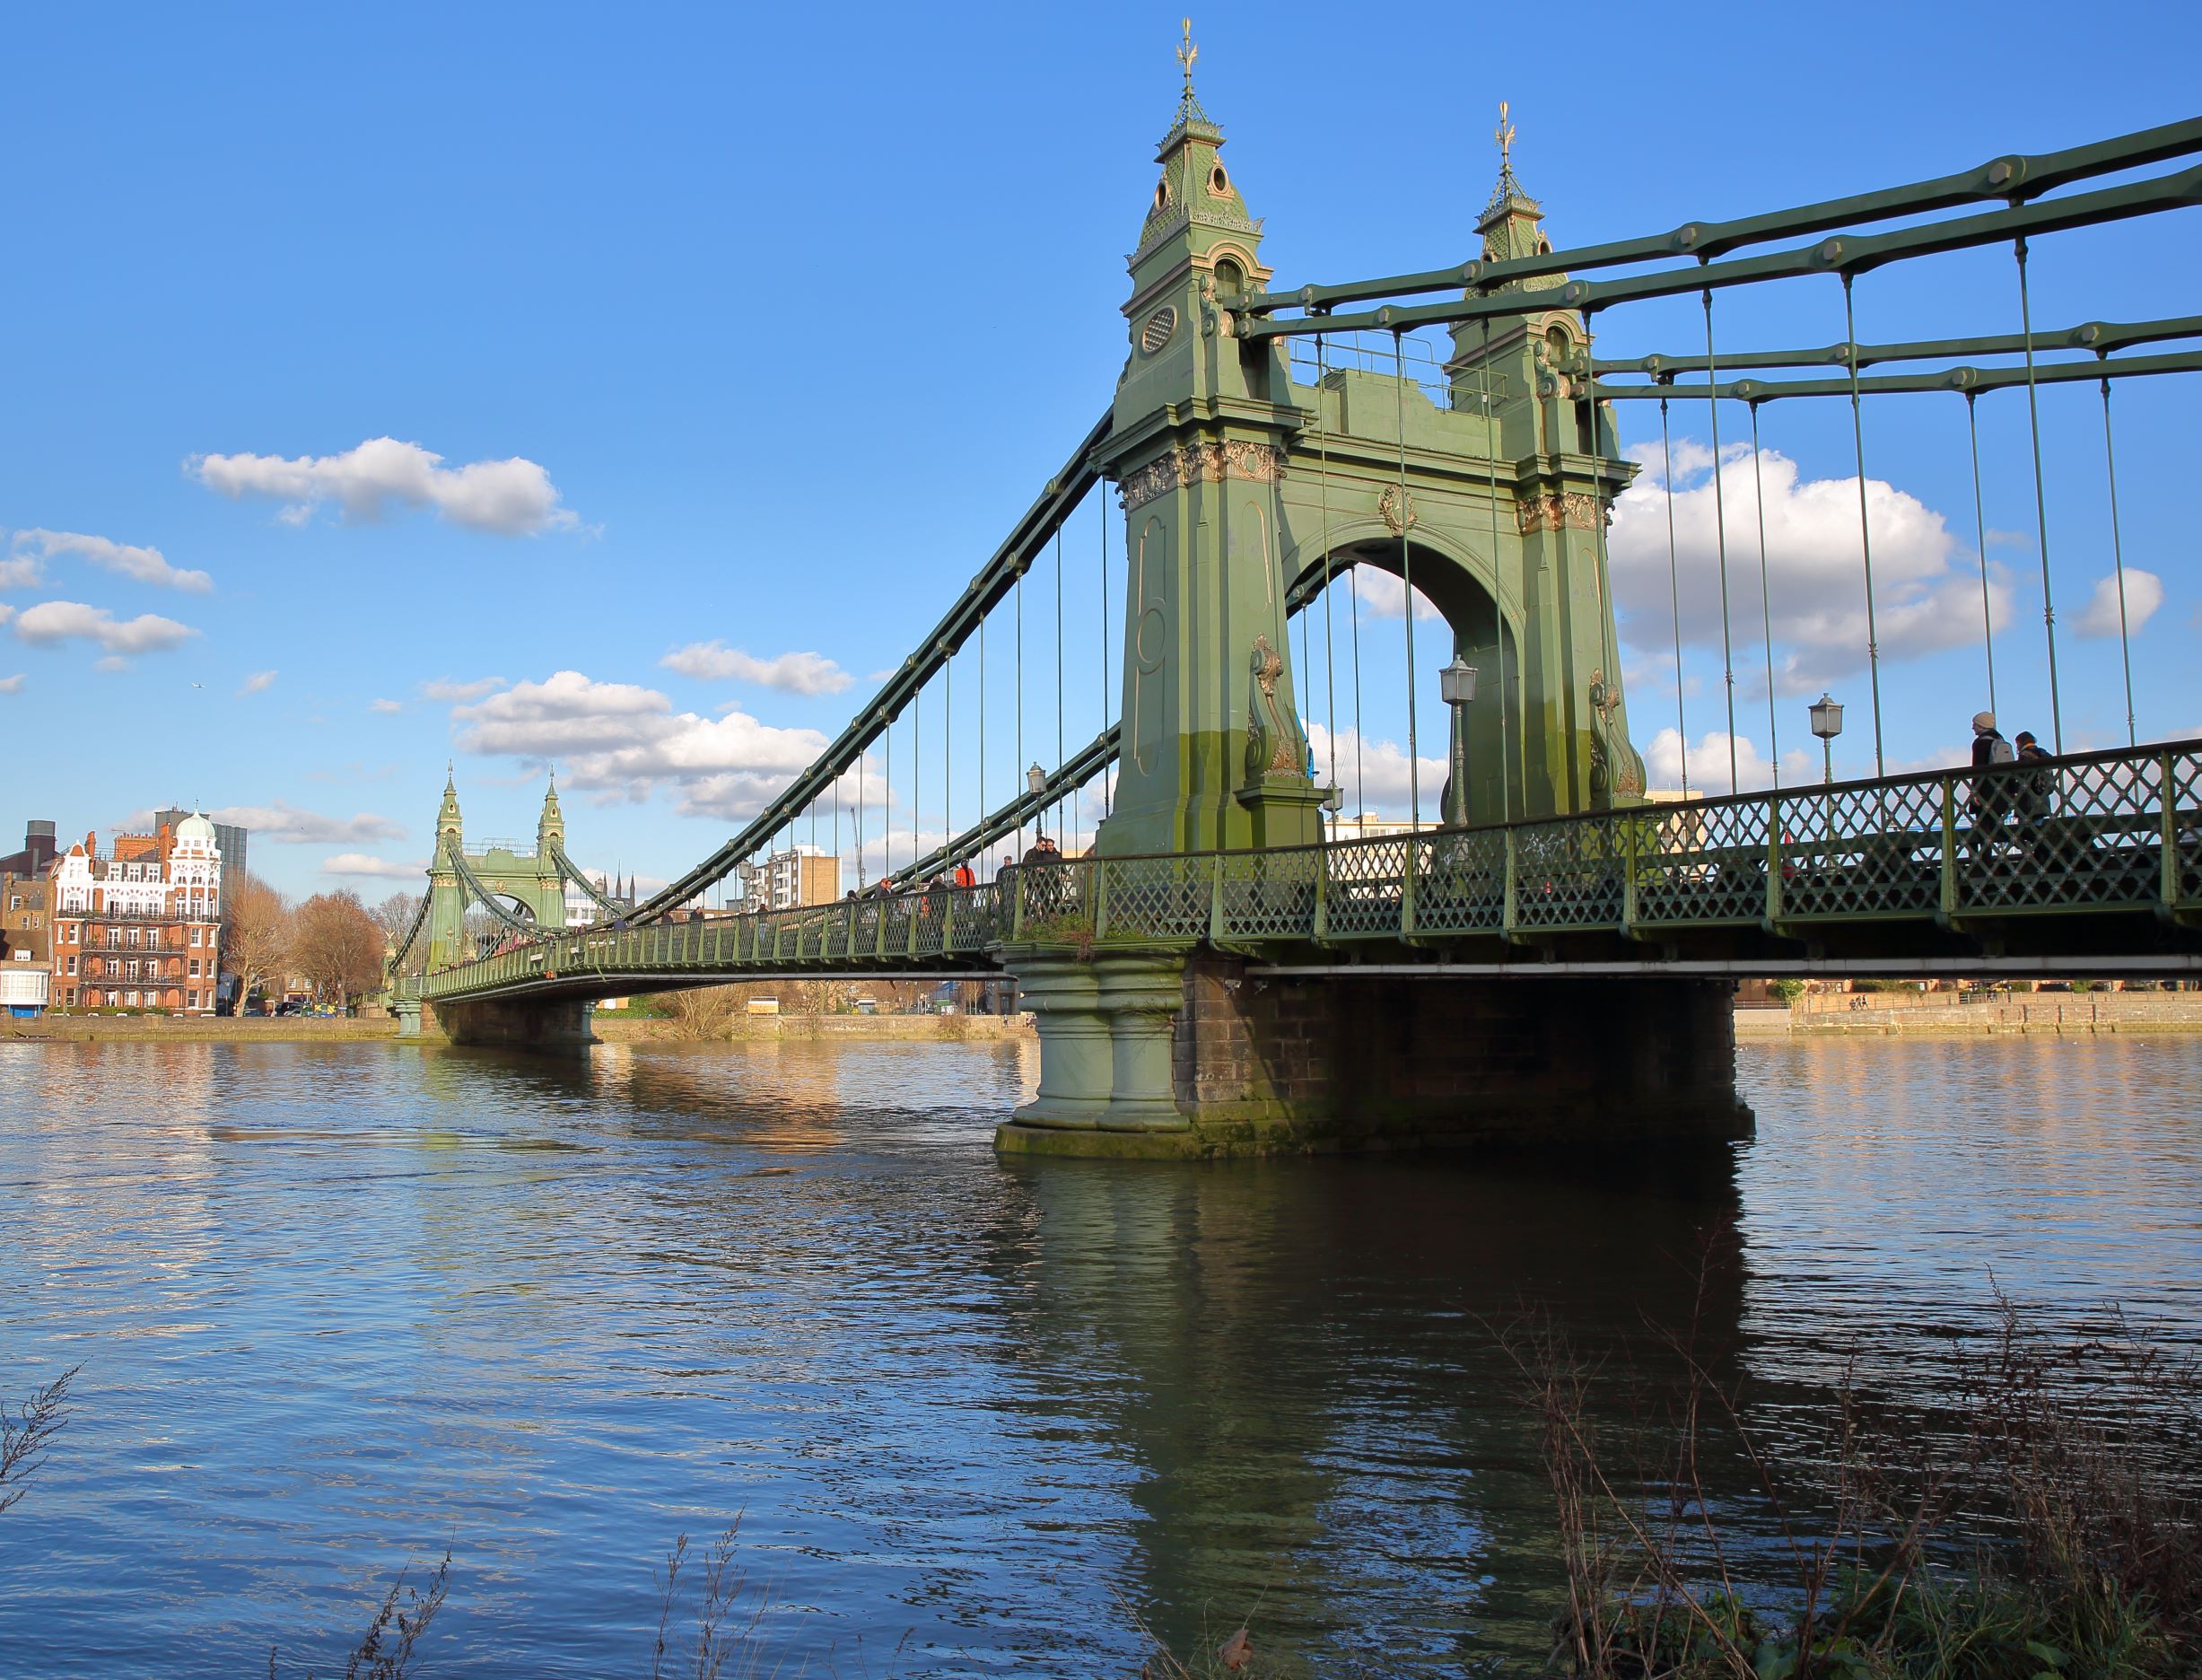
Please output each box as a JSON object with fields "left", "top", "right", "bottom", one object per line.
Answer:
{"left": 418, "top": 739, "right": 2202, "bottom": 1001}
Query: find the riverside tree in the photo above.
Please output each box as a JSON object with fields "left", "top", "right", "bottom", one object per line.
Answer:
{"left": 290, "top": 890, "right": 386, "bottom": 1006}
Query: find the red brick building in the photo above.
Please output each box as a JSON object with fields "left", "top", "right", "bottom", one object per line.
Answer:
{"left": 49, "top": 812, "right": 226, "bottom": 1013}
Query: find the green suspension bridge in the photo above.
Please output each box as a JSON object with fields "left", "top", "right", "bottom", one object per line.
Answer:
{"left": 386, "top": 51, "right": 2202, "bottom": 1154}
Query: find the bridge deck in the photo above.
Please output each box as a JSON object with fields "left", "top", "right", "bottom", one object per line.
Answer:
{"left": 417, "top": 741, "right": 2202, "bottom": 1004}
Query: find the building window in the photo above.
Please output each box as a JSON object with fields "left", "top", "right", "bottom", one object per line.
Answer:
{"left": 188, "top": 958, "right": 201, "bottom": 977}
{"left": 66, "top": 956, "right": 77, "bottom": 976}
{"left": 186, "top": 990, "right": 197, "bottom": 1009}
{"left": 189, "top": 926, "right": 201, "bottom": 947}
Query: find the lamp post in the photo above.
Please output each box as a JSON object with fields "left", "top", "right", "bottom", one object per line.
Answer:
{"left": 1439, "top": 654, "right": 1479, "bottom": 827}
{"left": 1809, "top": 693, "right": 1844, "bottom": 786}
{"left": 1027, "top": 762, "right": 1046, "bottom": 835}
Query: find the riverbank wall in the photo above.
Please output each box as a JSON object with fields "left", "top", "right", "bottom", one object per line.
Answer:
{"left": 1736, "top": 993, "right": 2202, "bottom": 1037}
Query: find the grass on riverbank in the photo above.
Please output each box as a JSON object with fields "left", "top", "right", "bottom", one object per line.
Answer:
{"left": 1510, "top": 1287, "right": 2202, "bottom": 1680}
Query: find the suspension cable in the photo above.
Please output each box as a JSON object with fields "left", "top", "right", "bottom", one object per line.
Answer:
{"left": 857, "top": 748, "right": 866, "bottom": 888}
{"left": 913, "top": 679, "right": 922, "bottom": 878}
{"left": 978, "top": 612, "right": 986, "bottom": 870}
{"left": 943, "top": 643, "right": 952, "bottom": 872}
{"left": 885, "top": 704, "right": 893, "bottom": 880}
{"left": 1704, "top": 286, "right": 1739, "bottom": 792}
{"left": 1099, "top": 484, "right": 1112, "bottom": 818}
{"left": 1965, "top": 391, "right": 1999, "bottom": 717}
{"left": 2014, "top": 236, "right": 2063, "bottom": 753}
{"left": 1586, "top": 306, "right": 1629, "bottom": 803}
{"left": 1015, "top": 564, "right": 1025, "bottom": 853}
{"left": 1748, "top": 401, "right": 1779, "bottom": 787}
{"left": 1484, "top": 316, "right": 1509, "bottom": 824}
{"left": 1394, "top": 330, "right": 1421, "bottom": 827}
{"left": 1316, "top": 335, "right": 1339, "bottom": 809}
{"left": 2099, "top": 367, "right": 2137, "bottom": 745}
{"left": 1659, "top": 395, "right": 1690, "bottom": 796}
{"left": 1841, "top": 274, "right": 1887, "bottom": 777}
{"left": 1056, "top": 528, "right": 1066, "bottom": 844}
{"left": 1350, "top": 554, "right": 1367, "bottom": 822}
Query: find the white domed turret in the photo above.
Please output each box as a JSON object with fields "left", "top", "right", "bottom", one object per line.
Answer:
{"left": 175, "top": 812, "right": 217, "bottom": 849}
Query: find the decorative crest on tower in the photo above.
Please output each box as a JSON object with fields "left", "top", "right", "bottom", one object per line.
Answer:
{"left": 1166, "top": 16, "right": 1215, "bottom": 139}
{"left": 1484, "top": 99, "right": 1534, "bottom": 220}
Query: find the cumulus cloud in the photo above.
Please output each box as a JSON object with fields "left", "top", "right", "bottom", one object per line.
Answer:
{"left": 660, "top": 640, "right": 853, "bottom": 695}
{"left": 422, "top": 675, "right": 503, "bottom": 702}
{"left": 320, "top": 853, "right": 428, "bottom": 879}
{"left": 1342, "top": 567, "right": 1444, "bottom": 623}
{"left": 238, "top": 669, "right": 277, "bottom": 696}
{"left": 0, "top": 555, "right": 42, "bottom": 589}
{"left": 1610, "top": 442, "right": 2007, "bottom": 694}
{"left": 2071, "top": 568, "right": 2163, "bottom": 639}
{"left": 190, "top": 437, "right": 579, "bottom": 536}
{"left": 0, "top": 674, "right": 22, "bottom": 695}
{"left": 1307, "top": 722, "right": 1446, "bottom": 817}
{"left": 0, "top": 605, "right": 13, "bottom": 626}
{"left": 369, "top": 697, "right": 404, "bottom": 714}
{"left": 450, "top": 669, "right": 830, "bottom": 821}
{"left": 1640, "top": 728, "right": 1816, "bottom": 796}
{"left": 10, "top": 528, "right": 212, "bottom": 592}
{"left": 208, "top": 801, "right": 406, "bottom": 845}
{"left": 13, "top": 600, "right": 199, "bottom": 658}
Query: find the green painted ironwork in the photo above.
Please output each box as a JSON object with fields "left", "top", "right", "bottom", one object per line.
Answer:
{"left": 419, "top": 739, "right": 2202, "bottom": 1005}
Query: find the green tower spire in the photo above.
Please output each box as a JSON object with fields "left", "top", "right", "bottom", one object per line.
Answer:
{"left": 437, "top": 764, "right": 463, "bottom": 846}
{"left": 537, "top": 773, "right": 565, "bottom": 852}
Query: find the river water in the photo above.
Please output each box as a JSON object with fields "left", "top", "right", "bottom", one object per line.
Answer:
{"left": 2, "top": 1036, "right": 2198, "bottom": 1676}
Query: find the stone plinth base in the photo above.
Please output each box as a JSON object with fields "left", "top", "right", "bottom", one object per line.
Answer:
{"left": 393, "top": 998, "right": 424, "bottom": 1037}
{"left": 437, "top": 996, "right": 598, "bottom": 1054}
{"left": 996, "top": 948, "right": 1752, "bottom": 1159}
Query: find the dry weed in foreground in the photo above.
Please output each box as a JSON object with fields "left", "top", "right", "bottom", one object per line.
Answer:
{"left": 1501, "top": 1284, "right": 2202, "bottom": 1679}
{"left": 0, "top": 1365, "right": 77, "bottom": 1515}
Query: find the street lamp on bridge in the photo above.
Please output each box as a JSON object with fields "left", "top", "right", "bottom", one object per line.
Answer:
{"left": 1439, "top": 654, "right": 1479, "bottom": 827}
{"left": 1810, "top": 693, "right": 1844, "bottom": 786}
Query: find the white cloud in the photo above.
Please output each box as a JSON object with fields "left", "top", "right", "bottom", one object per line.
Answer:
{"left": 320, "top": 853, "right": 428, "bottom": 879}
{"left": 660, "top": 640, "right": 853, "bottom": 696}
{"left": 238, "top": 669, "right": 277, "bottom": 696}
{"left": 190, "top": 436, "right": 579, "bottom": 536}
{"left": 369, "top": 697, "right": 404, "bottom": 714}
{"left": 0, "top": 674, "right": 22, "bottom": 695}
{"left": 208, "top": 801, "right": 405, "bottom": 845}
{"left": 1640, "top": 728, "right": 1817, "bottom": 796}
{"left": 10, "top": 528, "right": 212, "bottom": 593}
{"left": 2071, "top": 568, "right": 2163, "bottom": 639}
{"left": 450, "top": 669, "right": 831, "bottom": 821}
{"left": 422, "top": 675, "right": 503, "bottom": 702}
{"left": 0, "top": 556, "right": 42, "bottom": 589}
{"left": 13, "top": 600, "right": 200, "bottom": 658}
{"left": 1610, "top": 442, "right": 2006, "bottom": 694}
{"left": 1343, "top": 567, "right": 1444, "bottom": 623}
{"left": 0, "top": 605, "right": 13, "bottom": 626}
{"left": 1307, "top": 722, "right": 1446, "bottom": 817}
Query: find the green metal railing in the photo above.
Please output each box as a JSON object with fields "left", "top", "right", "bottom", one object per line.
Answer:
{"left": 419, "top": 739, "right": 2202, "bottom": 1002}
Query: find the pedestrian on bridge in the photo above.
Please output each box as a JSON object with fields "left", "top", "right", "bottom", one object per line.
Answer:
{"left": 2014, "top": 731, "right": 2057, "bottom": 859}
{"left": 1968, "top": 711, "right": 2015, "bottom": 863}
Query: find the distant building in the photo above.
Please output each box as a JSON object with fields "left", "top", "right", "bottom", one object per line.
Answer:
{"left": 1324, "top": 812, "right": 1424, "bottom": 843}
{"left": 1, "top": 868, "right": 53, "bottom": 1018}
{"left": 153, "top": 809, "right": 249, "bottom": 887}
{"left": 49, "top": 813, "right": 225, "bottom": 1013}
{"left": 0, "top": 819, "right": 58, "bottom": 879}
{"left": 737, "top": 846, "right": 839, "bottom": 910}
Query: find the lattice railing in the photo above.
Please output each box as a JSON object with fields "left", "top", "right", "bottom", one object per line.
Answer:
{"left": 418, "top": 740, "right": 2202, "bottom": 999}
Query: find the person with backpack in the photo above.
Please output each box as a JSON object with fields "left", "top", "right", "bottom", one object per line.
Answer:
{"left": 2014, "top": 730, "right": 2056, "bottom": 860}
{"left": 1968, "top": 710, "right": 2014, "bottom": 862}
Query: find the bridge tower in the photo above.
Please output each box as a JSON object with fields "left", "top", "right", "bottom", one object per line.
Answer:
{"left": 422, "top": 771, "right": 570, "bottom": 974}
{"left": 1095, "top": 48, "right": 1646, "bottom": 860}
{"left": 1001, "top": 43, "right": 1733, "bottom": 1158}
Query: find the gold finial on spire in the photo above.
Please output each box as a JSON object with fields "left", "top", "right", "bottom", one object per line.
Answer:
{"left": 1177, "top": 18, "right": 1199, "bottom": 91}
{"left": 1495, "top": 100, "right": 1516, "bottom": 171}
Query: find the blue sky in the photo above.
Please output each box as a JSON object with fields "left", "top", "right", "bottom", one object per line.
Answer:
{"left": 4, "top": 2, "right": 2199, "bottom": 898}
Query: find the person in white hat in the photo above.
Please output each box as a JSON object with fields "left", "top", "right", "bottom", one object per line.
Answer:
{"left": 1967, "top": 710, "right": 2014, "bottom": 859}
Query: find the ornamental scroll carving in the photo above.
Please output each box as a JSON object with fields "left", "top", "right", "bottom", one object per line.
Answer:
{"left": 1120, "top": 440, "right": 1288, "bottom": 512}
{"left": 1243, "top": 633, "right": 1306, "bottom": 782}
{"left": 1516, "top": 491, "right": 1603, "bottom": 535}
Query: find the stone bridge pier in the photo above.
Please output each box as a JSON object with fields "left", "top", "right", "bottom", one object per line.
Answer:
{"left": 435, "top": 996, "right": 599, "bottom": 1054}
{"left": 998, "top": 946, "right": 1752, "bottom": 1159}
